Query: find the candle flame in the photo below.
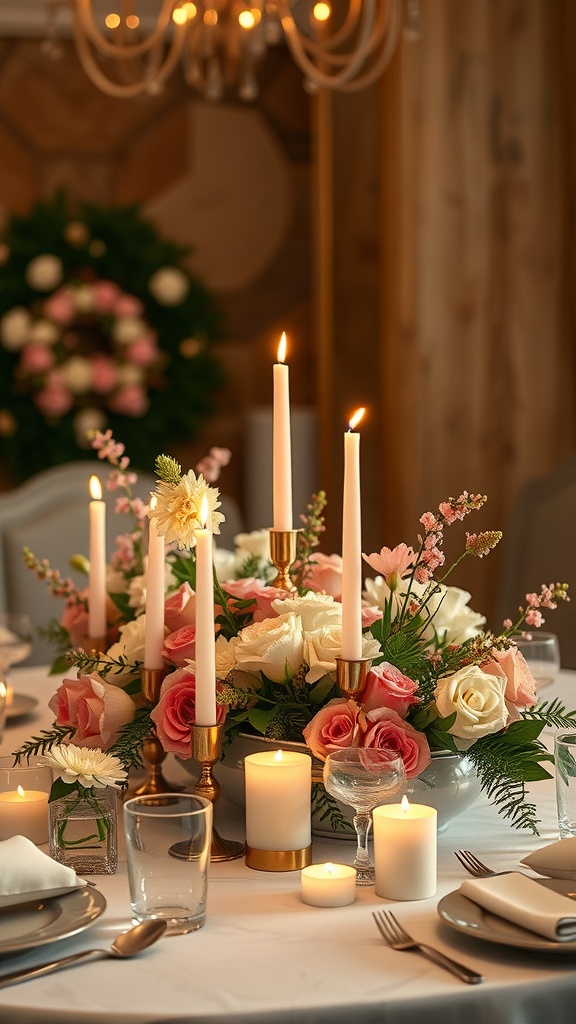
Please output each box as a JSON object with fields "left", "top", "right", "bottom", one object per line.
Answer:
{"left": 89, "top": 475, "right": 102, "bottom": 501}
{"left": 348, "top": 407, "right": 365, "bottom": 431}
{"left": 0, "top": 681, "right": 6, "bottom": 699}
{"left": 274, "top": 749, "right": 284, "bottom": 762}
{"left": 401, "top": 794, "right": 410, "bottom": 813}
{"left": 277, "top": 331, "right": 287, "bottom": 364}
{"left": 325, "top": 862, "right": 335, "bottom": 875}
{"left": 17, "top": 785, "right": 25, "bottom": 798}
{"left": 199, "top": 494, "right": 210, "bottom": 529}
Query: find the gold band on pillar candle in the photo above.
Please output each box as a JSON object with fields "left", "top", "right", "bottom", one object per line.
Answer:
{"left": 245, "top": 845, "right": 312, "bottom": 872}
{"left": 335, "top": 657, "right": 372, "bottom": 702}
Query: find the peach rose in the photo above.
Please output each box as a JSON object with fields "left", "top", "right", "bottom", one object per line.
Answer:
{"left": 60, "top": 595, "right": 89, "bottom": 647}
{"left": 164, "top": 582, "right": 196, "bottom": 632}
{"left": 482, "top": 646, "right": 537, "bottom": 709}
{"left": 48, "top": 673, "right": 135, "bottom": 748}
{"left": 162, "top": 624, "right": 196, "bottom": 666}
{"left": 360, "top": 707, "right": 431, "bottom": 779}
{"left": 302, "top": 699, "right": 360, "bottom": 760}
{"left": 361, "top": 662, "right": 420, "bottom": 718}
{"left": 306, "top": 553, "right": 343, "bottom": 599}
{"left": 150, "top": 668, "right": 227, "bottom": 758}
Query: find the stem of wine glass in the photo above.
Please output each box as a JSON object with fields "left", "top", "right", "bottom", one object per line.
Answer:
{"left": 352, "top": 812, "right": 372, "bottom": 868}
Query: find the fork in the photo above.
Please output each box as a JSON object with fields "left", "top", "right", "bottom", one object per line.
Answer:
{"left": 454, "top": 850, "right": 506, "bottom": 877}
{"left": 372, "top": 910, "right": 484, "bottom": 985}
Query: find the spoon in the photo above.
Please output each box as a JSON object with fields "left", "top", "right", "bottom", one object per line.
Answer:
{"left": 0, "top": 918, "right": 168, "bottom": 989}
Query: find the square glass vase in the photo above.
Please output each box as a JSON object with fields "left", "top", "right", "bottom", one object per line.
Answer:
{"left": 48, "top": 786, "right": 118, "bottom": 874}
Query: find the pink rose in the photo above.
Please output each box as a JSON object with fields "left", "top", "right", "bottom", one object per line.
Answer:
{"left": 359, "top": 707, "right": 431, "bottom": 779}
{"left": 92, "top": 280, "right": 120, "bottom": 313}
{"left": 150, "top": 668, "right": 227, "bottom": 759}
{"left": 306, "top": 553, "right": 343, "bottom": 599}
{"left": 35, "top": 385, "right": 73, "bottom": 417}
{"left": 126, "top": 334, "right": 158, "bottom": 367}
{"left": 43, "top": 288, "right": 74, "bottom": 324}
{"left": 165, "top": 583, "right": 196, "bottom": 632}
{"left": 48, "top": 673, "right": 135, "bottom": 748}
{"left": 361, "top": 662, "right": 420, "bottom": 718}
{"left": 108, "top": 384, "right": 149, "bottom": 417}
{"left": 19, "top": 344, "right": 54, "bottom": 374}
{"left": 60, "top": 595, "right": 89, "bottom": 646}
{"left": 90, "top": 355, "right": 118, "bottom": 394}
{"left": 221, "top": 578, "right": 287, "bottom": 622}
{"left": 114, "top": 293, "right": 143, "bottom": 318}
{"left": 302, "top": 699, "right": 360, "bottom": 760}
{"left": 362, "top": 603, "right": 382, "bottom": 629}
{"left": 482, "top": 647, "right": 537, "bottom": 708}
{"left": 162, "top": 624, "right": 196, "bottom": 666}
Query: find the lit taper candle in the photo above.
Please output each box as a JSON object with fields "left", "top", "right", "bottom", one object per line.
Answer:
{"left": 194, "top": 495, "right": 217, "bottom": 725}
{"left": 88, "top": 475, "right": 106, "bottom": 641}
{"left": 144, "top": 494, "right": 165, "bottom": 670}
{"left": 273, "top": 332, "right": 293, "bottom": 531}
{"left": 341, "top": 408, "right": 365, "bottom": 660}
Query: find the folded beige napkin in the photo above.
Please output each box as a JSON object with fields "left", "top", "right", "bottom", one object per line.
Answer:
{"left": 0, "top": 835, "right": 84, "bottom": 909}
{"left": 520, "top": 837, "right": 576, "bottom": 880}
{"left": 460, "top": 872, "right": 576, "bottom": 942}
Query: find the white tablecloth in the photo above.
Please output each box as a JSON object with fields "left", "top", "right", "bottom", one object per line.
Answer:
{"left": 1, "top": 666, "right": 575, "bottom": 1024}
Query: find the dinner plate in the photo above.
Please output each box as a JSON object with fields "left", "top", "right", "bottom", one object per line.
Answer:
{"left": 437, "top": 877, "right": 576, "bottom": 954}
{"left": 0, "top": 886, "right": 106, "bottom": 957}
{"left": 5, "top": 693, "right": 39, "bottom": 722}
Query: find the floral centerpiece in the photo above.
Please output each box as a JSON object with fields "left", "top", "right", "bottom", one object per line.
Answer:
{"left": 15, "top": 431, "right": 573, "bottom": 835}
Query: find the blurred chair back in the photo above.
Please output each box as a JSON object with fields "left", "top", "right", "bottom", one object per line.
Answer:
{"left": 0, "top": 462, "right": 244, "bottom": 666}
{"left": 494, "top": 456, "right": 576, "bottom": 669}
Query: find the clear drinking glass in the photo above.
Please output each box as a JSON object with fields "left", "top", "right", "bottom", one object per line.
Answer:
{"left": 124, "top": 793, "right": 212, "bottom": 935}
{"left": 49, "top": 786, "right": 118, "bottom": 873}
{"left": 323, "top": 749, "right": 405, "bottom": 885}
{"left": 514, "top": 632, "right": 560, "bottom": 689}
{"left": 555, "top": 731, "right": 576, "bottom": 839}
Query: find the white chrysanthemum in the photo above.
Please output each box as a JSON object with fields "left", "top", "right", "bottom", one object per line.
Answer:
{"left": 151, "top": 471, "right": 224, "bottom": 549}
{"left": 149, "top": 266, "right": 189, "bottom": 306}
{"left": 45, "top": 744, "right": 127, "bottom": 789}
{"left": 25, "top": 254, "right": 63, "bottom": 292}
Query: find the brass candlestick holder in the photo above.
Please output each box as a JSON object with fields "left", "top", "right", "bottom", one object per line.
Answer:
{"left": 126, "top": 668, "right": 182, "bottom": 799}
{"left": 335, "top": 657, "right": 372, "bottom": 703}
{"left": 268, "top": 529, "right": 301, "bottom": 590}
{"left": 79, "top": 635, "right": 107, "bottom": 656}
{"left": 170, "top": 723, "right": 244, "bottom": 862}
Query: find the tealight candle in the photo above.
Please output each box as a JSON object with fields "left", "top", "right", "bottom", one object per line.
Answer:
{"left": 245, "top": 749, "right": 312, "bottom": 870}
{"left": 373, "top": 796, "right": 437, "bottom": 901}
{"left": 301, "top": 862, "right": 357, "bottom": 907}
{"left": 0, "top": 786, "right": 49, "bottom": 844}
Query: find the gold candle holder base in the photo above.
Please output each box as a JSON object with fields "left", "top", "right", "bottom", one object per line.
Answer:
{"left": 245, "top": 844, "right": 312, "bottom": 872}
{"left": 175, "top": 723, "right": 244, "bottom": 862}
{"left": 268, "top": 529, "right": 301, "bottom": 590}
{"left": 79, "top": 635, "right": 107, "bottom": 655}
{"left": 335, "top": 657, "right": 372, "bottom": 703}
{"left": 125, "top": 668, "right": 183, "bottom": 800}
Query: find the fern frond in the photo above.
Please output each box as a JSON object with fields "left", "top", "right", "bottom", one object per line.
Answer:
{"left": 13, "top": 725, "right": 76, "bottom": 763}
{"left": 311, "top": 783, "right": 354, "bottom": 834}
{"left": 108, "top": 707, "right": 152, "bottom": 770}
{"left": 524, "top": 697, "right": 576, "bottom": 731}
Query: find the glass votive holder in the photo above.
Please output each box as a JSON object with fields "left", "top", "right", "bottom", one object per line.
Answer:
{"left": 0, "top": 755, "right": 52, "bottom": 845}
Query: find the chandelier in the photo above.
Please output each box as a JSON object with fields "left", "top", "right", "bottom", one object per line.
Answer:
{"left": 44, "top": 0, "right": 420, "bottom": 102}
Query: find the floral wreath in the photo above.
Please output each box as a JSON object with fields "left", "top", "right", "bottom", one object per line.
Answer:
{"left": 0, "top": 195, "right": 223, "bottom": 479}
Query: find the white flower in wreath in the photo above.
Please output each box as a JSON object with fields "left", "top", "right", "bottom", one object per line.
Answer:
{"left": 30, "top": 319, "right": 59, "bottom": 346}
{"left": 230, "top": 612, "right": 304, "bottom": 683}
{"left": 112, "top": 317, "right": 147, "bottom": 345}
{"left": 73, "top": 408, "right": 107, "bottom": 445}
{"left": 62, "top": 355, "right": 92, "bottom": 394}
{"left": 213, "top": 546, "right": 237, "bottom": 582}
{"left": 272, "top": 592, "right": 342, "bottom": 632}
{"left": 149, "top": 266, "right": 189, "bottom": 306}
{"left": 116, "top": 363, "right": 144, "bottom": 386}
{"left": 25, "top": 254, "right": 63, "bottom": 292}
{"left": 0, "top": 307, "right": 31, "bottom": 351}
{"left": 73, "top": 284, "right": 95, "bottom": 313}
{"left": 105, "top": 615, "right": 147, "bottom": 681}
{"left": 435, "top": 664, "right": 508, "bottom": 743}
{"left": 215, "top": 634, "right": 237, "bottom": 678}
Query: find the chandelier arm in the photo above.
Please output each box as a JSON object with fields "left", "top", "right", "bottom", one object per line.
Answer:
{"left": 74, "top": 0, "right": 183, "bottom": 60}
{"left": 320, "top": 0, "right": 403, "bottom": 90}
{"left": 275, "top": 0, "right": 394, "bottom": 71}
{"left": 279, "top": 0, "right": 380, "bottom": 87}
{"left": 274, "top": 0, "right": 388, "bottom": 59}
{"left": 73, "top": 15, "right": 187, "bottom": 98}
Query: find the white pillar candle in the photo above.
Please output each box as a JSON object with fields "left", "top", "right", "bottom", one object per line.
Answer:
{"left": 341, "top": 408, "right": 365, "bottom": 660}
{"left": 301, "top": 862, "right": 356, "bottom": 907}
{"left": 0, "top": 787, "right": 49, "bottom": 844}
{"left": 88, "top": 475, "right": 107, "bottom": 640}
{"left": 245, "top": 750, "right": 311, "bottom": 851}
{"left": 272, "top": 332, "right": 293, "bottom": 530}
{"left": 373, "top": 797, "right": 437, "bottom": 901}
{"left": 194, "top": 496, "right": 216, "bottom": 725}
{"left": 144, "top": 495, "right": 165, "bottom": 671}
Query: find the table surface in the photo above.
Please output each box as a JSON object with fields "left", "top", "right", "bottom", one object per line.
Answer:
{"left": 1, "top": 666, "right": 576, "bottom": 1024}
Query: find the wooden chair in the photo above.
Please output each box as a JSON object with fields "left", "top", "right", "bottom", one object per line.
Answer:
{"left": 0, "top": 462, "right": 244, "bottom": 665}
{"left": 494, "top": 455, "right": 576, "bottom": 669}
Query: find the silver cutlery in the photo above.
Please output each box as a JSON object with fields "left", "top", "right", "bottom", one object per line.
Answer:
{"left": 0, "top": 918, "right": 167, "bottom": 988}
{"left": 454, "top": 849, "right": 576, "bottom": 899}
{"left": 372, "top": 910, "right": 484, "bottom": 985}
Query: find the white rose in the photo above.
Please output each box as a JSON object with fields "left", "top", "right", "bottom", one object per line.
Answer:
{"left": 106, "top": 616, "right": 147, "bottom": 680}
{"left": 303, "top": 625, "right": 342, "bottom": 683}
{"left": 215, "top": 634, "right": 236, "bottom": 678}
{"left": 435, "top": 665, "right": 508, "bottom": 742}
{"left": 30, "top": 319, "right": 59, "bottom": 346}
{"left": 272, "top": 592, "right": 341, "bottom": 632}
{"left": 62, "top": 355, "right": 92, "bottom": 394}
{"left": 25, "top": 254, "right": 63, "bottom": 291}
{"left": 128, "top": 574, "right": 147, "bottom": 612}
{"left": 213, "top": 546, "right": 237, "bottom": 582}
{"left": 113, "top": 316, "right": 146, "bottom": 345}
{"left": 234, "top": 529, "right": 270, "bottom": 562}
{"left": 106, "top": 568, "right": 130, "bottom": 595}
{"left": 149, "top": 267, "right": 189, "bottom": 306}
{"left": 1, "top": 307, "right": 31, "bottom": 351}
{"left": 231, "top": 612, "right": 303, "bottom": 683}
{"left": 363, "top": 575, "right": 428, "bottom": 618}
{"left": 427, "top": 586, "right": 485, "bottom": 644}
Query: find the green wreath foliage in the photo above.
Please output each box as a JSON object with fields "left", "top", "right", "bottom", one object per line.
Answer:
{"left": 0, "top": 195, "right": 223, "bottom": 479}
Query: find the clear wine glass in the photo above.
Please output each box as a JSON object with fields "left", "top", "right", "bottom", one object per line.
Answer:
{"left": 0, "top": 612, "right": 33, "bottom": 674}
{"left": 323, "top": 748, "right": 406, "bottom": 886}
{"left": 513, "top": 632, "right": 561, "bottom": 689}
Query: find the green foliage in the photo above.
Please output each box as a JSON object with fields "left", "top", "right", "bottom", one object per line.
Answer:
{"left": 108, "top": 707, "right": 151, "bottom": 770}
{"left": 13, "top": 724, "right": 76, "bottom": 763}
{"left": 155, "top": 454, "right": 182, "bottom": 485}
{"left": 311, "top": 783, "right": 354, "bottom": 834}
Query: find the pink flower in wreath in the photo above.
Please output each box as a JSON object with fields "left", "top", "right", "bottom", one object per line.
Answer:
{"left": 481, "top": 646, "right": 537, "bottom": 709}
{"left": 302, "top": 699, "right": 360, "bottom": 760}
{"left": 126, "top": 334, "right": 158, "bottom": 367}
{"left": 35, "top": 384, "right": 73, "bottom": 417}
{"left": 49, "top": 673, "right": 135, "bottom": 748}
{"left": 306, "top": 553, "right": 343, "bottom": 599}
{"left": 359, "top": 706, "right": 431, "bottom": 779}
{"left": 361, "top": 662, "right": 420, "bottom": 718}
{"left": 362, "top": 543, "right": 416, "bottom": 590}
{"left": 60, "top": 595, "right": 89, "bottom": 647}
{"left": 164, "top": 582, "right": 196, "bottom": 632}
{"left": 43, "top": 288, "right": 74, "bottom": 325}
{"left": 162, "top": 624, "right": 196, "bottom": 666}
{"left": 19, "top": 343, "right": 54, "bottom": 374}
{"left": 90, "top": 354, "right": 118, "bottom": 394}
{"left": 114, "top": 293, "right": 143, "bottom": 318}
{"left": 92, "top": 280, "right": 120, "bottom": 313}
{"left": 151, "top": 668, "right": 227, "bottom": 759}
{"left": 109, "top": 384, "right": 148, "bottom": 417}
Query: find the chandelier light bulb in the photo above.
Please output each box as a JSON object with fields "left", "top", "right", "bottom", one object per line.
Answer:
{"left": 238, "top": 10, "right": 257, "bottom": 30}
{"left": 312, "top": 2, "right": 331, "bottom": 23}
{"left": 125, "top": 14, "right": 139, "bottom": 28}
{"left": 104, "top": 12, "right": 120, "bottom": 29}
{"left": 172, "top": 6, "right": 188, "bottom": 25}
